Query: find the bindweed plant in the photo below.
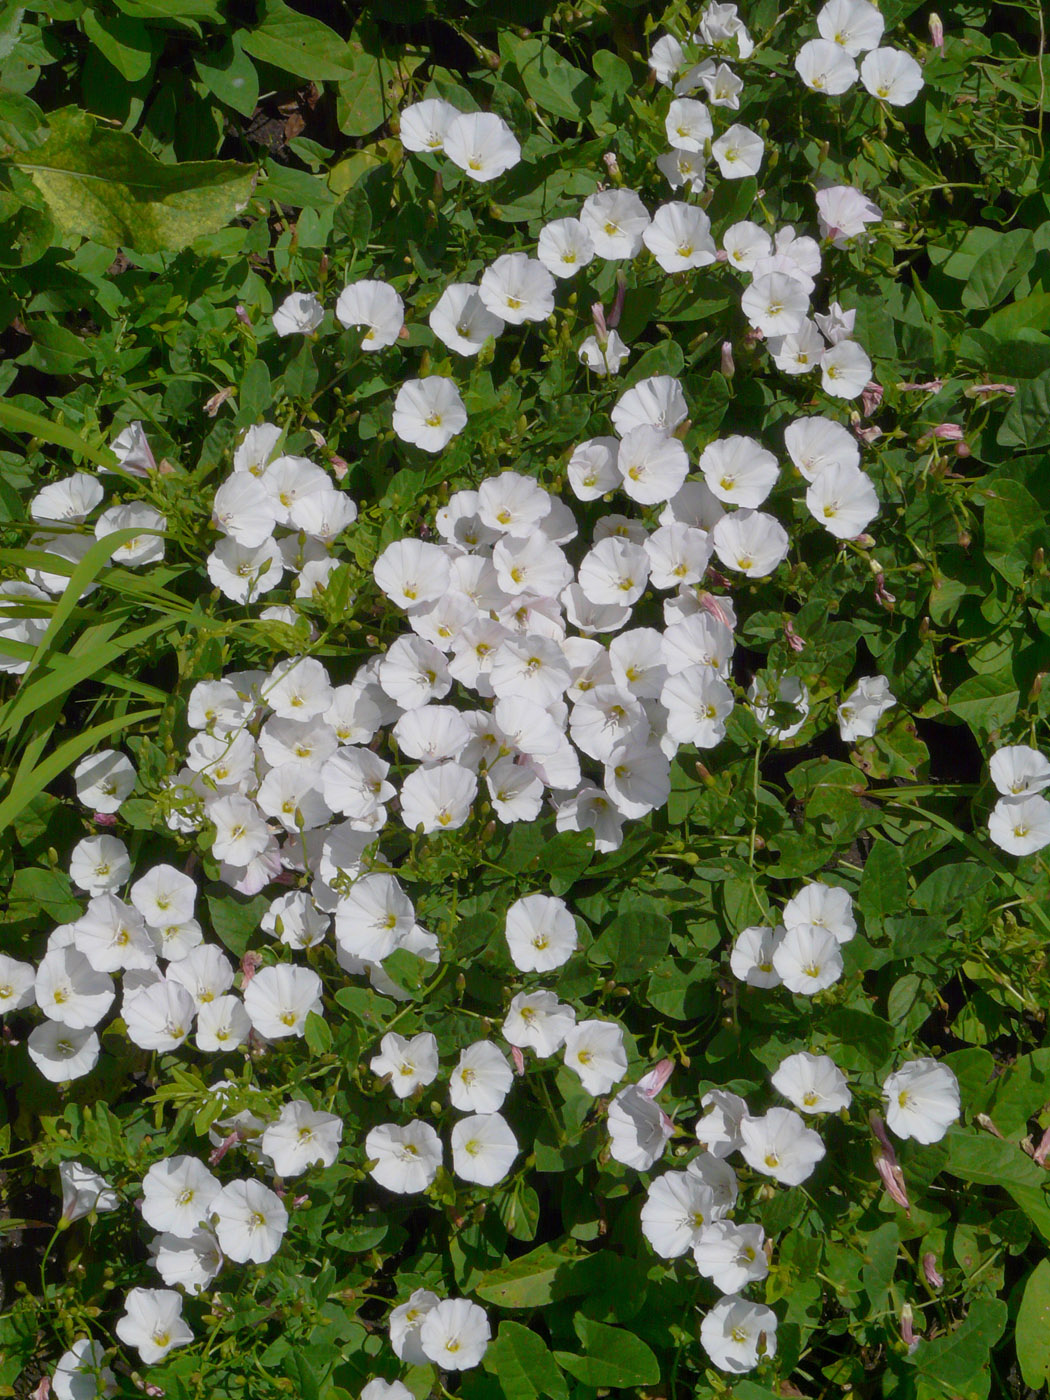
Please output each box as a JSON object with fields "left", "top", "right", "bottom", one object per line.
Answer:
{"left": 2, "top": 1, "right": 1050, "bottom": 1398}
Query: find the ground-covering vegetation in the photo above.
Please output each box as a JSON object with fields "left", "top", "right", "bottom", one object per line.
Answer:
{"left": 2, "top": 1, "right": 1050, "bottom": 1397}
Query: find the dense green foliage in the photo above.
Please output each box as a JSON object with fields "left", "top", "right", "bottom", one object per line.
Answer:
{"left": 2, "top": 2, "right": 1050, "bottom": 1399}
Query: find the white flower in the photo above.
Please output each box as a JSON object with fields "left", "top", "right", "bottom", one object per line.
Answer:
{"left": 123, "top": 980, "right": 196, "bottom": 1051}
{"left": 207, "top": 794, "right": 272, "bottom": 867}
{"left": 213, "top": 1178, "right": 288, "bottom": 1263}
{"left": 860, "top": 46, "right": 924, "bottom": 105}
{"left": 69, "top": 835, "right": 131, "bottom": 897}
{"left": 640, "top": 1170, "right": 719, "bottom": 1258}
{"left": 444, "top": 111, "right": 520, "bottom": 181}
{"left": 141, "top": 1155, "right": 221, "bottom": 1235}
{"left": 665, "top": 97, "right": 713, "bottom": 151}
{"left": 694, "top": 1221, "right": 769, "bottom": 1293}
{"left": 149, "top": 1229, "right": 223, "bottom": 1296}
{"left": 362, "top": 1383, "right": 413, "bottom": 1400}
{"left": 73, "top": 750, "right": 135, "bottom": 813}
{"left": 661, "top": 666, "right": 734, "bottom": 748}
{"left": 429, "top": 283, "right": 505, "bottom": 355}
{"left": 739, "top": 1107, "right": 826, "bottom": 1185}
{"left": 784, "top": 414, "right": 860, "bottom": 480}
{"left": 612, "top": 375, "right": 688, "bottom": 437}
{"left": 815, "top": 185, "right": 882, "bottom": 246}
{"left": 400, "top": 762, "right": 477, "bottom": 833}
{"left": 700, "top": 1294, "right": 778, "bottom": 1373}
{"left": 449, "top": 1041, "right": 514, "bottom": 1113}
{"left": 35, "top": 947, "right": 114, "bottom": 1030}
{"left": 537, "top": 217, "right": 596, "bottom": 278}
{"left": 563, "top": 1019, "right": 628, "bottom": 1095}
{"left": 985, "top": 795, "right": 1050, "bottom": 856}
{"left": 206, "top": 536, "right": 285, "bottom": 602}
{"left": 52, "top": 1337, "right": 117, "bottom": 1400}
{"left": 503, "top": 989, "right": 576, "bottom": 1057}
{"left": 95, "top": 502, "right": 166, "bottom": 567}
{"left": 505, "top": 893, "right": 577, "bottom": 973}
{"left": 27, "top": 1022, "right": 100, "bottom": 1082}
{"left": 883, "top": 1058, "right": 961, "bottom": 1143}
{"left": 272, "top": 291, "right": 324, "bottom": 336}
{"left": 730, "top": 925, "right": 783, "bottom": 988}
{"left": 30, "top": 472, "right": 104, "bottom": 525}
{"left": 741, "top": 272, "right": 809, "bottom": 338}
{"left": 772, "top": 923, "right": 844, "bottom": 994}
{"left": 749, "top": 673, "right": 809, "bottom": 740}
{"left": 578, "top": 536, "right": 650, "bottom": 606}
{"left": 820, "top": 339, "right": 872, "bottom": 398}
{"left": 419, "top": 1298, "right": 491, "bottom": 1370}
{"left": 365, "top": 1121, "right": 443, "bottom": 1193}
{"left": 696, "top": 1089, "right": 750, "bottom": 1157}
{"left": 697, "top": 2, "right": 754, "bottom": 58}
{"left": 772, "top": 1052, "right": 851, "bottom": 1113}
{"left": 782, "top": 883, "right": 856, "bottom": 942}
{"left": 335, "top": 280, "right": 404, "bottom": 351}
{"left": 806, "top": 461, "right": 879, "bottom": 538}
{"left": 390, "top": 1288, "right": 441, "bottom": 1364}
{"left": 261, "top": 1100, "right": 343, "bottom": 1176}
{"left": 115, "top": 1288, "right": 193, "bottom": 1364}
{"left": 336, "top": 873, "right": 415, "bottom": 961}
{"left": 657, "top": 146, "right": 707, "bottom": 193}
{"left": 838, "top": 674, "right": 896, "bottom": 740}
{"left": 399, "top": 98, "right": 460, "bottom": 152}
{"left": 243, "top": 964, "right": 323, "bottom": 1039}
{"left": 712, "top": 509, "right": 790, "bottom": 578}
{"left": 59, "top": 1161, "right": 120, "bottom": 1222}
{"left": 479, "top": 253, "right": 556, "bottom": 325}
{"left": 723, "top": 220, "right": 773, "bottom": 272}
{"left": 795, "top": 38, "right": 858, "bottom": 93}
{"left": 607, "top": 1084, "right": 675, "bottom": 1169}
{"left": 818, "top": 0, "right": 884, "bottom": 54}
{"left": 580, "top": 188, "right": 651, "bottom": 259}
{"left": 195, "top": 995, "right": 251, "bottom": 1052}
{"left": 450, "top": 1112, "right": 519, "bottom": 1185}
{"left": 0, "top": 953, "right": 37, "bottom": 1014}
{"left": 579, "top": 331, "right": 630, "bottom": 376}
{"left": 392, "top": 377, "right": 467, "bottom": 452}
{"left": 990, "top": 745, "right": 1050, "bottom": 797}
{"left": 130, "top": 864, "right": 197, "bottom": 930}
{"left": 700, "top": 435, "right": 779, "bottom": 508}
{"left": 711, "top": 124, "right": 764, "bottom": 177}
{"left": 371, "top": 1031, "right": 440, "bottom": 1098}
{"left": 617, "top": 426, "right": 690, "bottom": 505}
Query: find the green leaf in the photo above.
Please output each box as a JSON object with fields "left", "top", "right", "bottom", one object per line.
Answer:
{"left": 0, "top": 401, "right": 117, "bottom": 468}
{"left": 0, "top": 91, "right": 47, "bottom": 153}
{"left": 947, "top": 671, "right": 1019, "bottom": 737}
{"left": 483, "top": 1322, "right": 568, "bottom": 1400}
{"left": 822, "top": 1008, "right": 895, "bottom": 1070}
{"left": 1016, "top": 1260, "right": 1050, "bottom": 1390}
{"left": 943, "top": 1132, "right": 1049, "bottom": 1190}
{"left": 80, "top": 9, "right": 159, "bottom": 83}
{"left": 981, "top": 292, "right": 1050, "bottom": 341}
{"left": 555, "top": 1317, "right": 660, "bottom": 1388}
{"left": 591, "top": 902, "right": 671, "bottom": 982}
{"left": 500, "top": 33, "right": 593, "bottom": 122}
{"left": 475, "top": 1242, "right": 577, "bottom": 1308}
{"left": 998, "top": 367, "right": 1050, "bottom": 450}
{"left": 205, "top": 888, "right": 271, "bottom": 958}
{"left": 11, "top": 108, "right": 255, "bottom": 254}
{"left": 981, "top": 478, "right": 1047, "bottom": 585}
{"left": 242, "top": 0, "right": 359, "bottom": 82}
{"left": 195, "top": 39, "right": 260, "bottom": 119}
{"left": 858, "top": 841, "right": 908, "bottom": 919}
{"left": 960, "top": 230, "right": 1034, "bottom": 309}
{"left": 303, "top": 1010, "right": 332, "bottom": 1056}
{"left": 908, "top": 1297, "right": 1007, "bottom": 1400}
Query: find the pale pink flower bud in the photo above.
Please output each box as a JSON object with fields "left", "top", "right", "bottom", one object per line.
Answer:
{"left": 1034, "top": 1124, "right": 1050, "bottom": 1167}
{"left": 783, "top": 618, "right": 805, "bottom": 652}
{"left": 861, "top": 381, "right": 883, "bottom": 416}
{"left": 929, "top": 13, "right": 944, "bottom": 50}
{"left": 235, "top": 305, "right": 252, "bottom": 327}
{"left": 922, "top": 1252, "right": 944, "bottom": 1288}
{"left": 511, "top": 1046, "right": 526, "bottom": 1076}
{"left": 638, "top": 1057, "right": 674, "bottom": 1097}
{"left": 900, "top": 1303, "right": 920, "bottom": 1354}
{"left": 932, "top": 422, "right": 964, "bottom": 440}
{"left": 240, "top": 950, "right": 263, "bottom": 984}
{"left": 721, "top": 340, "right": 736, "bottom": 376}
